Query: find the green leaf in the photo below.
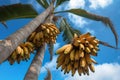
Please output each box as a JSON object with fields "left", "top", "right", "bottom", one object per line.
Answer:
{"left": 36, "top": 0, "right": 49, "bottom": 9}
{"left": 55, "top": 9, "right": 118, "bottom": 48}
{"left": 0, "top": 3, "right": 38, "bottom": 21}
{"left": 48, "top": 42, "right": 54, "bottom": 60}
{"left": 59, "top": 18, "right": 81, "bottom": 43}
{"left": 55, "top": 0, "right": 69, "bottom": 8}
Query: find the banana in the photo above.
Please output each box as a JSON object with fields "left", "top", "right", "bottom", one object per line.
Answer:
{"left": 80, "top": 57, "right": 86, "bottom": 67}
{"left": 74, "top": 61, "right": 79, "bottom": 69}
{"left": 92, "top": 49, "right": 97, "bottom": 54}
{"left": 75, "top": 49, "right": 79, "bottom": 61}
{"left": 23, "top": 46, "right": 29, "bottom": 54}
{"left": 78, "top": 67, "right": 83, "bottom": 76}
{"left": 79, "top": 50, "right": 84, "bottom": 58}
{"left": 79, "top": 32, "right": 91, "bottom": 39}
{"left": 57, "top": 54, "right": 65, "bottom": 63}
{"left": 74, "top": 33, "right": 78, "bottom": 38}
{"left": 61, "top": 63, "right": 66, "bottom": 71}
{"left": 72, "top": 67, "right": 76, "bottom": 76}
{"left": 84, "top": 41, "right": 89, "bottom": 46}
{"left": 20, "top": 48, "right": 24, "bottom": 56}
{"left": 91, "top": 51, "right": 97, "bottom": 56}
{"left": 66, "top": 63, "right": 72, "bottom": 73}
{"left": 85, "top": 53, "right": 92, "bottom": 65}
{"left": 85, "top": 47, "right": 91, "bottom": 53}
{"left": 64, "top": 54, "right": 70, "bottom": 65}
{"left": 11, "top": 51, "right": 17, "bottom": 60}
{"left": 56, "top": 58, "right": 64, "bottom": 69}
{"left": 64, "top": 44, "right": 73, "bottom": 54}
{"left": 16, "top": 46, "right": 22, "bottom": 54}
{"left": 56, "top": 44, "right": 71, "bottom": 54}
{"left": 70, "top": 49, "right": 75, "bottom": 61}
{"left": 79, "top": 43, "right": 85, "bottom": 50}
{"left": 89, "top": 64, "right": 95, "bottom": 72}
{"left": 39, "top": 31, "right": 43, "bottom": 38}
{"left": 27, "top": 32, "right": 36, "bottom": 41}
{"left": 25, "top": 42, "right": 34, "bottom": 48}
{"left": 8, "top": 58, "right": 15, "bottom": 65}
{"left": 41, "top": 25, "right": 46, "bottom": 30}
{"left": 88, "top": 44, "right": 94, "bottom": 49}
{"left": 46, "top": 29, "right": 50, "bottom": 33}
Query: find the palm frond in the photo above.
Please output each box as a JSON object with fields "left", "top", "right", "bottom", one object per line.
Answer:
{"left": 55, "top": 0, "right": 69, "bottom": 8}
{"left": 36, "top": 0, "right": 49, "bottom": 9}
{"left": 55, "top": 9, "right": 118, "bottom": 47}
{"left": 0, "top": 3, "right": 38, "bottom": 22}
{"left": 99, "top": 41, "right": 117, "bottom": 49}
{"left": 59, "top": 18, "right": 81, "bottom": 43}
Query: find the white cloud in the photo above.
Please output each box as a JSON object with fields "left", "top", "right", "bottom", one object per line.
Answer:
{"left": 68, "top": 13, "right": 87, "bottom": 28}
{"left": 67, "top": 0, "right": 85, "bottom": 9}
{"left": 40, "top": 56, "right": 57, "bottom": 73}
{"left": 89, "top": 0, "right": 113, "bottom": 9}
{"left": 85, "top": 28, "right": 95, "bottom": 35}
{"left": 65, "top": 63, "right": 120, "bottom": 80}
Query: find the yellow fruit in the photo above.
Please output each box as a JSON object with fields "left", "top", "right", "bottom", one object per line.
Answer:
{"left": 23, "top": 46, "right": 29, "bottom": 54}
{"left": 25, "top": 42, "right": 34, "bottom": 48}
{"left": 78, "top": 67, "right": 83, "bottom": 76}
{"left": 64, "top": 44, "right": 73, "bottom": 54}
{"left": 27, "top": 32, "right": 36, "bottom": 41}
{"left": 66, "top": 63, "right": 72, "bottom": 73}
{"left": 85, "top": 47, "right": 91, "bottom": 53}
{"left": 56, "top": 44, "right": 71, "bottom": 54}
{"left": 16, "top": 46, "right": 22, "bottom": 54}
{"left": 75, "top": 50, "right": 79, "bottom": 61}
{"left": 91, "top": 58, "right": 97, "bottom": 64}
{"left": 79, "top": 50, "right": 84, "bottom": 58}
{"left": 79, "top": 44, "right": 85, "bottom": 50}
{"left": 89, "top": 64, "right": 95, "bottom": 72}
{"left": 64, "top": 55, "right": 70, "bottom": 65}
{"left": 85, "top": 53, "right": 92, "bottom": 65}
{"left": 80, "top": 57, "right": 86, "bottom": 67}
{"left": 74, "top": 61, "right": 79, "bottom": 69}
{"left": 70, "top": 49, "right": 75, "bottom": 61}
{"left": 72, "top": 67, "right": 76, "bottom": 76}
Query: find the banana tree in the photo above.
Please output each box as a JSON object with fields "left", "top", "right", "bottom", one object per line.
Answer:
{"left": 0, "top": 0, "right": 118, "bottom": 80}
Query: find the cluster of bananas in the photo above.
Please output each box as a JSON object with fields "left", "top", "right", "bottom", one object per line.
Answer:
{"left": 27, "top": 23, "right": 60, "bottom": 47}
{"left": 56, "top": 32, "right": 99, "bottom": 76}
{"left": 8, "top": 42, "right": 34, "bottom": 65}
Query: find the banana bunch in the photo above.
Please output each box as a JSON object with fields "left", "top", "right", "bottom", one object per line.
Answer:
{"left": 56, "top": 32, "right": 99, "bottom": 76}
{"left": 8, "top": 42, "right": 34, "bottom": 65}
{"left": 27, "top": 23, "right": 60, "bottom": 47}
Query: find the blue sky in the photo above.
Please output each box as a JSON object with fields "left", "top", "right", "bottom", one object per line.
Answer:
{"left": 0, "top": 0, "right": 120, "bottom": 80}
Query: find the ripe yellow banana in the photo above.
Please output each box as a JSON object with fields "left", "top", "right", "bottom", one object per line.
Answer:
{"left": 70, "top": 49, "right": 75, "bottom": 61}
{"left": 16, "top": 46, "right": 22, "bottom": 54}
{"left": 75, "top": 49, "right": 79, "bottom": 61}
{"left": 89, "top": 64, "right": 95, "bottom": 72}
{"left": 57, "top": 54, "right": 65, "bottom": 63}
{"left": 85, "top": 47, "right": 91, "bottom": 53}
{"left": 27, "top": 32, "right": 36, "bottom": 41}
{"left": 64, "top": 55, "right": 70, "bottom": 65}
{"left": 72, "top": 67, "right": 76, "bottom": 76}
{"left": 85, "top": 53, "right": 92, "bottom": 65}
{"left": 80, "top": 57, "right": 86, "bottom": 67}
{"left": 56, "top": 44, "right": 71, "bottom": 54}
{"left": 66, "top": 63, "right": 72, "bottom": 73}
{"left": 74, "top": 61, "right": 79, "bottom": 69}
{"left": 79, "top": 43, "right": 85, "bottom": 50}
{"left": 23, "top": 46, "right": 29, "bottom": 54}
{"left": 64, "top": 44, "right": 73, "bottom": 54}
{"left": 79, "top": 50, "right": 84, "bottom": 58}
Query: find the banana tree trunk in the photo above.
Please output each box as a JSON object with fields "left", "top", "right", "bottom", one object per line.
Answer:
{"left": 24, "top": 44, "right": 45, "bottom": 80}
{"left": 0, "top": 3, "right": 54, "bottom": 64}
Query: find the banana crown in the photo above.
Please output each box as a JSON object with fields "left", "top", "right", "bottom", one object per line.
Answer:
{"left": 56, "top": 32, "right": 100, "bottom": 76}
